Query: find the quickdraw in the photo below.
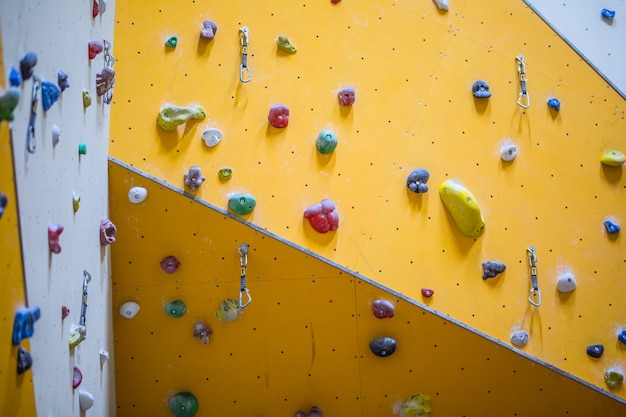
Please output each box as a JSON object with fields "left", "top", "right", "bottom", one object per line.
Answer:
{"left": 80, "top": 270, "right": 92, "bottom": 328}
{"left": 239, "top": 27, "right": 252, "bottom": 83}
{"left": 516, "top": 55, "right": 530, "bottom": 108}
{"left": 26, "top": 76, "right": 40, "bottom": 154}
{"left": 527, "top": 246, "right": 541, "bottom": 306}
{"left": 238, "top": 244, "right": 252, "bottom": 308}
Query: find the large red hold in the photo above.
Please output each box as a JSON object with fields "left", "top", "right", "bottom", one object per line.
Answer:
{"left": 303, "top": 199, "right": 339, "bottom": 233}
{"left": 372, "top": 299, "right": 395, "bottom": 318}
{"left": 268, "top": 104, "right": 290, "bottom": 128}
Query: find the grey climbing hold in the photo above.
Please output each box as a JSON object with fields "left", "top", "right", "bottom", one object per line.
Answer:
{"left": 556, "top": 272, "right": 576, "bottom": 293}
{"left": 79, "top": 390, "right": 95, "bottom": 411}
{"left": 482, "top": 261, "right": 506, "bottom": 280}
{"left": 17, "top": 347, "right": 32, "bottom": 374}
{"left": 57, "top": 71, "right": 70, "bottom": 92}
{"left": 369, "top": 336, "right": 397, "bottom": 357}
{"left": 20, "top": 52, "right": 37, "bottom": 81}
{"left": 510, "top": 330, "right": 529, "bottom": 347}
{"left": 586, "top": 344, "right": 604, "bottom": 359}
{"left": 472, "top": 80, "right": 491, "bottom": 98}
{"left": 406, "top": 168, "right": 430, "bottom": 193}
{"left": 500, "top": 142, "right": 518, "bottom": 162}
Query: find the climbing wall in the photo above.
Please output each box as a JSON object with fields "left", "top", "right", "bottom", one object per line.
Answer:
{"left": 109, "top": 159, "right": 625, "bottom": 416}
{"left": 110, "top": 0, "right": 626, "bottom": 406}
{"left": 0, "top": 29, "right": 37, "bottom": 417}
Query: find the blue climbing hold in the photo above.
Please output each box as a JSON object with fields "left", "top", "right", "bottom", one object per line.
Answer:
{"left": 9, "top": 67, "right": 21, "bottom": 87}
{"left": 41, "top": 81, "right": 61, "bottom": 111}
{"left": 547, "top": 98, "right": 560, "bottom": 111}
{"left": 604, "top": 220, "right": 620, "bottom": 234}
{"left": 618, "top": 329, "right": 626, "bottom": 345}
{"left": 601, "top": 9, "right": 616, "bottom": 19}
{"left": 12, "top": 306, "right": 41, "bottom": 345}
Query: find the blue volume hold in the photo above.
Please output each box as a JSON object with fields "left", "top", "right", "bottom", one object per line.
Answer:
{"left": 601, "top": 9, "right": 616, "bottom": 19}
{"left": 547, "top": 98, "right": 561, "bottom": 111}
{"left": 604, "top": 220, "right": 620, "bottom": 234}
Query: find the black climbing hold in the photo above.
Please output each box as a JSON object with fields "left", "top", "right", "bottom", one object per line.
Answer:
{"left": 482, "top": 261, "right": 506, "bottom": 280}
{"left": 586, "top": 344, "right": 604, "bottom": 359}
{"left": 369, "top": 336, "right": 397, "bottom": 357}
{"left": 17, "top": 347, "right": 32, "bottom": 374}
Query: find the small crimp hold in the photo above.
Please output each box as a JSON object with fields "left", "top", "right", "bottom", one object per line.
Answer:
{"left": 201, "top": 20, "right": 218, "bottom": 40}
{"left": 276, "top": 34, "right": 297, "bottom": 54}
{"left": 406, "top": 168, "right": 430, "bottom": 193}
{"left": 193, "top": 321, "right": 213, "bottom": 344}
{"left": 41, "top": 81, "right": 61, "bottom": 111}
{"left": 157, "top": 103, "right": 206, "bottom": 132}
{"left": 369, "top": 336, "right": 397, "bottom": 357}
{"left": 72, "top": 191, "right": 80, "bottom": 213}
{"left": 316, "top": 130, "right": 338, "bottom": 154}
{"left": 165, "top": 36, "right": 178, "bottom": 48}
{"left": 601, "top": 9, "right": 616, "bottom": 19}
{"left": 92, "top": 0, "right": 99, "bottom": 17}
{"left": 9, "top": 67, "right": 21, "bottom": 87}
{"left": 600, "top": 150, "right": 626, "bottom": 166}
{"left": 421, "top": 288, "right": 434, "bottom": 297}
{"left": 57, "top": 71, "right": 70, "bottom": 93}
{"left": 605, "top": 368, "right": 624, "bottom": 389}
{"left": 472, "top": 80, "right": 491, "bottom": 98}
{"left": 510, "top": 330, "right": 529, "bottom": 347}
{"left": 268, "top": 104, "right": 289, "bottom": 128}
{"left": 99, "top": 349, "right": 110, "bottom": 365}
{"left": 20, "top": 52, "right": 37, "bottom": 81}
{"left": 604, "top": 220, "right": 620, "bottom": 234}
{"left": 100, "top": 219, "right": 117, "bottom": 246}
{"left": 88, "top": 41, "right": 103, "bottom": 59}
{"left": 372, "top": 299, "right": 395, "bottom": 318}
{"left": 218, "top": 167, "right": 233, "bottom": 180}
{"left": 48, "top": 224, "right": 64, "bottom": 254}
{"left": 160, "top": 255, "right": 180, "bottom": 273}
{"left": 556, "top": 272, "right": 576, "bottom": 292}
{"left": 78, "top": 143, "right": 87, "bottom": 155}
{"left": 82, "top": 90, "right": 92, "bottom": 108}
{"left": 296, "top": 406, "right": 322, "bottom": 417}
{"left": 0, "top": 87, "right": 20, "bottom": 122}
{"left": 482, "top": 261, "right": 506, "bottom": 280}
{"left": 337, "top": 86, "right": 356, "bottom": 106}
{"left": 547, "top": 98, "right": 561, "bottom": 111}
{"left": 228, "top": 193, "right": 257, "bottom": 215}
{"left": 62, "top": 305, "right": 70, "bottom": 319}
{"left": 184, "top": 166, "right": 206, "bottom": 190}
{"left": 304, "top": 199, "right": 339, "bottom": 233}
{"left": 586, "top": 344, "right": 604, "bottom": 359}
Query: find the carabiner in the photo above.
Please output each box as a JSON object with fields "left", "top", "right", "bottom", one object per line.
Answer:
{"left": 239, "top": 27, "right": 252, "bottom": 83}
{"left": 80, "top": 270, "right": 92, "bottom": 327}
{"left": 238, "top": 244, "right": 252, "bottom": 308}
{"left": 26, "top": 76, "right": 40, "bottom": 154}
{"left": 527, "top": 246, "right": 541, "bottom": 306}
{"left": 516, "top": 55, "right": 530, "bottom": 109}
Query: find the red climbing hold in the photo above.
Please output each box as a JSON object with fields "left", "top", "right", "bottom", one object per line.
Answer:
{"left": 268, "top": 104, "right": 290, "bottom": 128}
{"left": 88, "top": 41, "right": 103, "bottom": 60}
{"left": 160, "top": 256, "right": 180, "bottom": 274}
{"left": 303, "top": 199, "right": 339, "bottom": 233}
{"left": 421, "top": 288, "right": 434, "bottom": 297}
{"left": 372, "top": 299, "right": 395, "bottom": 318}
{"left": 92, "top": 0, "right": 99, "bottom": 17}
{"left": 48, "top": 224, "right": 64, "bottom": 254}
{"left": 62, "top": 305, "right": 70, "bottom": 319}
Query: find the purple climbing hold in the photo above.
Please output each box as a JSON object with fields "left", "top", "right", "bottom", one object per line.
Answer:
{"left": 57, "top": 71, "right": 70, "bottom": 92}
{"left": 41, "top": 81, "right": 62, "bottom": 111}
{"left": 160, "top": 256, "right": 180, "bottom": 273}
{"left": 20, "top": 52, "right": 37, "bottom": 81}
{"left": 193, "top": 322, "right": 212, "bottom": 344}
{"left": 200, "top": 20, "right": 218, "bottom": 40}
{"left": 9, "top": 67, "right": 21, "bottom": 87}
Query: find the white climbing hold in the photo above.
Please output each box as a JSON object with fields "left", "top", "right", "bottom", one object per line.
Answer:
{"left": 79, "top": 390, "right": 95, "bottom": 411}
{"left": 202, "top": 128, "right": 223, "bottom": 147}
{"left": 52, "top": 124, "right": 61, "bottom": 146}
{"left": 510, "top": 330, "right": 529, "bottom": 347}
{"left": 119, "top": 301, "right": 140, "bottom": 319}
{"left": 433, "top": 0, "right": 449, "bottom": 11}
{"left": 556, "top": 272, "right": 576, "bottom": 293}
{"left": 99, "top": 349, "right": 110, "bottom": 365}
{"left": 128, "top": 187, "right": 148, "bottom": 204}
{"left": 500, "top": 140, "right": 518, "bottom": 162}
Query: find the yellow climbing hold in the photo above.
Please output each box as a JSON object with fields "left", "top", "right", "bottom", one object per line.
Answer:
{"left": 439, "top": 179, "right": 485, "bottom": 237}
{"left": 215, "top": 299, "right": 239, "bottom": 322}
{"left": 600, "top": 150, "right": 625, "bottom": 166}
{"left": 399, "top": 393, "right": 432, "bottom": 417}
{"left": 157, "top": 103, "right": 206, "bottom": 132}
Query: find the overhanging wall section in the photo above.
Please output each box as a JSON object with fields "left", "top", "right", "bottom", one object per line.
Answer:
{"left": 109, "top": 159, "right": 626, "bottom": 416}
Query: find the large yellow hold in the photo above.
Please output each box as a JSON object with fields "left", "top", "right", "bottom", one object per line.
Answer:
{"left": 399, "top": 393, "right": 431, "bottom": 417}
{"left": 439, "top": 179, "right": 485, "bottom": 237}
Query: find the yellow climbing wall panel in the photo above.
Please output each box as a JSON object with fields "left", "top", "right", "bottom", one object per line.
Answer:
{"left": 0, "top": 29, "right": 37, "bottom": 417}
{"left": 110, "top": 0, "right": 626, "bottom": 402}
{"left": 109, "top": 159, "right": 625, "bottom": 416}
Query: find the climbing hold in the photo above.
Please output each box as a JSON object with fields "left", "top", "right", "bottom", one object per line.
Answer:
{"left": 228, "top": 193, "right": 256, "bottom": 215}
{"left": 472, "top": 80, "right": 491, "bottom": 98}
{"left": 482, "top": 261, "right": 506, "bottom": 280}
{"left": 72, "top": 191, "right": 80, "bottom": 213}
{"left": 399, "top": 393, "right": 432, "bottom": 417}
{"left": 88, "top": 41, "right": 103, "bottom": 59}
{"left": 601, "top": 9, "right": 616, "bottom": 19}
{"left": 184, "top": 166, "right": 206, "bottom": 191}
{"left": 99, "top": 349, "right": 109, "bottom": 365}
{"left": 439, "top": 179, "right": 485, "bottom": 237}
{"left": 78, "top": 143, "right": 87, "bottom": 155}
{"left": 0, "top": 87, "right": 20, "bottom": 122}
{"left": 20, "top": 52, "right": 37, "bottom": 81}
{"left": 218, "top": 168, "right": 233, "bottom": 180}
{"left": 500, "top": 142, "right": 518, "bottom": 162}
{"left": 618, "top": 329, "right": 626, "bottom": 345}
{"left": 72, "top": 366, "right": 83, "bottom": 389}
{"left": 165, "top": 300, "right": 186, "bottom": 318}
{"left": 200, "top": 20, "right": 218, "bottom": 40}
{"left": 604, "top": 220, "right": 620, "bottom": 234}
{"left": 128, "top": 186, "right": 148, "bottom": 203}
{"left": 369, "top": 336, "right": 397, "bottom": 357}
{"left": 12, "top": 306, "right": 41, "bottom": 345}
{"left": 268, "top": 104, "right": 290, "bottom": 128}
{"left": 92, "top": 0, "right": 99, "bottom": 17}
{"left": 337, "top": 86, "right": 356, "bottom": 106}
{"left": 169, "top": 392, "right": 199, "bottom": 417}
{"left": 68, "top": 325, "right": 86, "bottom": 348}
{"left": 48, "top": 224, "right": 64, "bottom": 254}
{"left": 547, "top": 98, "right": 561, "bottom": 111}
{"left": 119, "top": 301, "right": 140, "bottom": 319}
{"left": 0, "top": 192, "right": 7, "bottom": 219}
{"left": 165, "top": 36, "right": 178, "bottom": 48}
{"left": 604, "top": 368, "right": 624, "bottom": 389}
{"left": 41, "top": 81, "right": 61, "bottom": 111}
{"left": 600, "top": 150, "right": 625, "bottom": 166}
{"left": 510, "top": 330, "right": 529, "bottom": 347}
{"left": 52, "top": 124, "right": 61, "bottom": 146}
{"left": 82, "top": 90, "right": 92, "bottom": 108}
{"left": 96, "top": 66, "right": 115, "bottom": 97}
{"left": 421, "top": 288, "right": 434, "bottom": 297}
{"left": 215, "top": 299, "right": 240, "bottom": 322}
{"left": 160, "top": 255, "right": 180, "bottom": 274}
{"left": 556, "top": 272, "right": 576, "bottom": 293}
{"left": 9, "top": 67, "right": 21, "bottom": 87}
{"left": 586, "top": 344, "right": 604, "bottom": 359}
{"left": 62, "top": 305, "right": 70, "bottom": 319}
{"left": 316, "top": 130, "right": 338, "bottom": 154}
{"left": 304, "top": 199, "right": 339, "bottom": 233}
{"left": 295, "top": 406, "right": 322, "bottom": 417}
{"left": 406, "top": 168, "right": 430, "bottom": 193}
{"left": 99, "top": 0, "right": 107, "bottom": 14}
{"left": 57, "top": 71, "right": 70, "bottom": 92}
{"left": 202, "top": 128, "right": 223, "bottom": 147}
{"left": 100, "top": 219, "right": 117, "bottom": 246}
{"left": 17, "top": 347, "right": 32, "bottom": 374}
{"left": 193, "top": 322, "right": 213, "bottom": 344}
{"left": 432, "top": 0, "right": 449, "bottom": 11}
{"left": 372, "top": 299, "right": 395, "bottom": 319}
{"left": 79, "top": 390, "right": 95, "bottom": 411}
{"left": 331, "top": 0, "right": 341, "bottom": 3}
{"left": 276, "top": 34, "right": 297, "bottom": 54}
{"left": 157, "top": 103, "right": 206, "bottom": 132}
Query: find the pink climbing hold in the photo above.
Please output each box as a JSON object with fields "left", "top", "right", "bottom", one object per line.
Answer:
{"left": 160, "top": 256, "right": 180, "bottom": 274}
{"left": 88, "top": 41, "right": 103, "bottom": 60}
{"left": 303, "top": 199, "right": 339, "bottom": 233}
{"left": 92, "top": 0, "right": 99, "bottom": 17}
{"left": 421, "top": 288, "right": 434, "bottom": 297}
{"left": 200, "top": 20, "right": 218, "bottom": 40}
{"left": 48, "top": 224, "right": 64, "bottom": 254}
{"left": 268, "top": 104, "right": 290, "bottom": 128}
{"left": 73, "top": 366, "right": 83, "bottom": 389}
{"left": 100, "top": 219, "right": 117, "bottom": 246}
{"left": 193, "top": 322, "right": 213, "bottom": 344}
{"left": 96, "top": 66, "right": 115, "bottom": 97}
{"left": 337, "top": 86, "right": 355, "bottom": 106}
{"left": 372, "top": 299, "right": 395, "bottom": 318}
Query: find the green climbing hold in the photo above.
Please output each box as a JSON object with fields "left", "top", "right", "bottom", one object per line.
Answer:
{"left": 78, "top": 143, "right": 87, "bottom": 155}
{"left": 316, "top": 129, "right": 338, "bottom": 154}
{"left": 0, "top": 87, "right": 20, "bottom": 122}
{"left": 218, "top": 168, "right": 233, "bottom": 180}
{"left": 228, "top": 193, "right": 256, "bottom": 215}
{"left": 166, "top": 36, "right": 178, "bottom": 48}
{"left": 276, "top": 34, "right": 297, "bottom": 54}
{"left": 169, "top": 392, "right": 199, "bottom": 417}
{"left": 164, "top": 300, "right": 186, "bottom": 318}
{"left": 605, "top": 368, "right": 624, "bottom": 389}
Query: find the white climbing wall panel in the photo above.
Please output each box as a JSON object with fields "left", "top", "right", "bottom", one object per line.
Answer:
{"left": 524, "top": 0, "right": 626, "bottom": 98}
